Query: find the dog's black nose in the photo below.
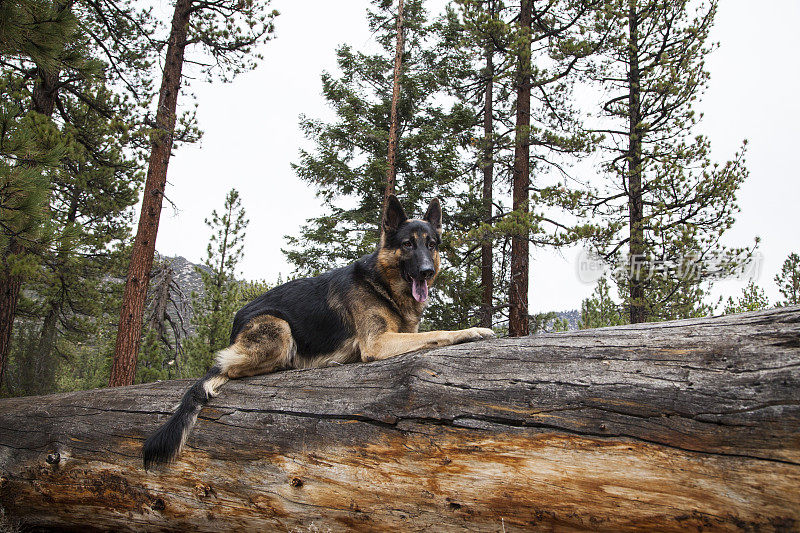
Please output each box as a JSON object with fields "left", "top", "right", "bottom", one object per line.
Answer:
{"left": 420, "top": 267, "right": 435, "bottom": 280}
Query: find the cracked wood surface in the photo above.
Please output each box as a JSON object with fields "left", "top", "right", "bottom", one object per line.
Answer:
{"left": 1, "top": 307, "right": 799, "bottom": 532}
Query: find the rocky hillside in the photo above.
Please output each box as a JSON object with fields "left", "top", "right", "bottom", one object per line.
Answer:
{"left": 557, "top": 309, "right": 581, "bottom": 330}
{"left": 156, "top": 254, "right": 207, "bottom": 299}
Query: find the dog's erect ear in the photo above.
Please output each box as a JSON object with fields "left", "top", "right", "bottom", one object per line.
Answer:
{"left": 424, "top": 197, "right": 442, "bottom": 235}
{"left": 383, "top": 194, "right": 408, "bottom": 235}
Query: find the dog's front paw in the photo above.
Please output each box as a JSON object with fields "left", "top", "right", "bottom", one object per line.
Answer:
{"left": 474, "top": 327, "right": 495, "bottom": 339}
{"left": 461, "top": 327, "right": 495, "bottom": 342}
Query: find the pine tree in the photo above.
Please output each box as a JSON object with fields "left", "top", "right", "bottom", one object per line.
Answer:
{"left": 183, "top": 189, "right": 248, "bottom": 376}
{"left": 285, "top": 0, "right": 482, "bottom": 330}
{"left": 0, "top": 0, "right": 77, "bottom": 67}
{"left": 529, "top": 311, "right": 569, "bottom": 334}
{"left": 451, "top": 0, "right": 606, "bottom": 333}
{"left": 508, "top": 0, "right": 532, "bottom": 336}
{"left": 579, "top": 276, "right": 627, "bottom": 329}
{"left": 385, "top": 0, "right": 405, "bottom": 206}
{"left": 238, "top": 279, "right": 275, "bottom": 307}
{"left": 505, "top": 0, "right": 608, "bottom": 335}
{"left": 26, "top": 83, "right": 147, "bottom": 393}
{"left": 774, "top": 253, "right": 800, "bottom": 307}
{"left": 476, "top": 1, "right": 499, "bottom": 328}
{"left": 0, "top": 85, "right": 64, "bottom": 390}
{"left": 439, "top": 1, "right": 511, "bottom": 330}
{"left": 1, "top": 0, "right": 157, "bottom": 392}
{"left": 110, "top": 0, "right": 278, "bottom": 386}
{"left": 586, "top": 0, "right": 752, "bottom": 323}
{"left": 0, "top": 0, "right": 80, "bottom": 390}
{"left": 723, "top": 281, "right": 769, "bottom": 315}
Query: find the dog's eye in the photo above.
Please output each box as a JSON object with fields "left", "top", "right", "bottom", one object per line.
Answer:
{"left": 402, "top": 241, "right": 413, "bottom": 249}
{"left": 427, "top": 241, "right": 437, "bottom": 250}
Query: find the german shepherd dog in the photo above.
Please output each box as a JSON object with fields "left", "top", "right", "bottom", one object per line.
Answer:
{"left": 142, "top": 195, "right": 494, "bottom": 468}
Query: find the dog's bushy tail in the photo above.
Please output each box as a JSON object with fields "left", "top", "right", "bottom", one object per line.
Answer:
{"left": 143, "top": 365, "right": 228, "bottom": 469}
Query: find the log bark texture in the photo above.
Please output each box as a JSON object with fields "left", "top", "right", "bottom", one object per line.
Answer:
{"left": 1, "top": 307, "right": 799, "bottom": 532}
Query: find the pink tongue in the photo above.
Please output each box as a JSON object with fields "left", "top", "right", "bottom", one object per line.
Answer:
{"left": 412, "top": 278, "right": 429, "bottom": 303}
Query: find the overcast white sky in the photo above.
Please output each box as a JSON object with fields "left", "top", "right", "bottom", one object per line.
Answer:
{"left": 153, "top": 0, "right": 800, "bottom": 314}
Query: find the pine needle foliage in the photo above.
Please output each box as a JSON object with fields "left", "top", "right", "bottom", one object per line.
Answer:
{"left": 284, "top": 0, "right": 480, "bottom": 329}
{"left": 774, "top": 253, "right": 800, "bottom": 307}
{"left": 184, "top": 189, "right": 248, "bottom": 376}
{"left": 579, "top": 276, "right": 627, "bottom": 329}
{"left": 723, "top": 281, "right": 769, "bottom": 315}
{"left": 583, "top": 0, "right": 754, "bottom": 322}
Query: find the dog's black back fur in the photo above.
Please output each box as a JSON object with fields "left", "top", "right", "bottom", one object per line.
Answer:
{"left": 231, "top": 265, "right": 354, "bottom": 357}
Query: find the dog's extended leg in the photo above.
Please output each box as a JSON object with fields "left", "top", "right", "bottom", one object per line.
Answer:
{"left": 143, "top": 315, "right": 295, "bottom": 468}
{"left": 360, "top": 327, "right": 494, "bottom": 362}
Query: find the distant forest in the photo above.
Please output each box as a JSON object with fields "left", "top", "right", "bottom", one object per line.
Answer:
{"left": 1, "top": 0, "right": 797, "bottom": 397}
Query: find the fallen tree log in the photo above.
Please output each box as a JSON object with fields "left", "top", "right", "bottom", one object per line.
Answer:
{"left": 1, "top": 307, "right": 799, "bottom": 532}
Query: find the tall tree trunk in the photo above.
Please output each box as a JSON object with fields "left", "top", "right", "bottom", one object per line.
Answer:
{"left": 0, "top": 66, "right": 61, "bottom": 389}
{"left": 509, "top": 0, "right": 532, "bottom": 337}
{"left": 0, "top": 240, "right": 23, "bottom": 388}
{"left": 627, "top": 0, "right": 645, "bottom": 324}
{"left": 35, "top": 306, "right": 59, "bottom": 378}
{"left": 109, "top": 0, "right": 191, "bottom": 387}
{"left": 480, "top": 34, "right": 494, "bottom": 329}
{"left": 383, "top": 0, "right": 404, "bottom": 210}
{"left": 32, "top": 67, "right": 59, "bottom": 116}
{"left": 34, "top": 190, "right": 80, "bottom": 391}
{"left": 31, "top": 67, "right": 62, "bottom": 390}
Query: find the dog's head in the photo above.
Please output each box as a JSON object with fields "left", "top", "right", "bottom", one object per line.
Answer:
{"left": 380, "top": 195, "right": 442, "bottom": 303}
